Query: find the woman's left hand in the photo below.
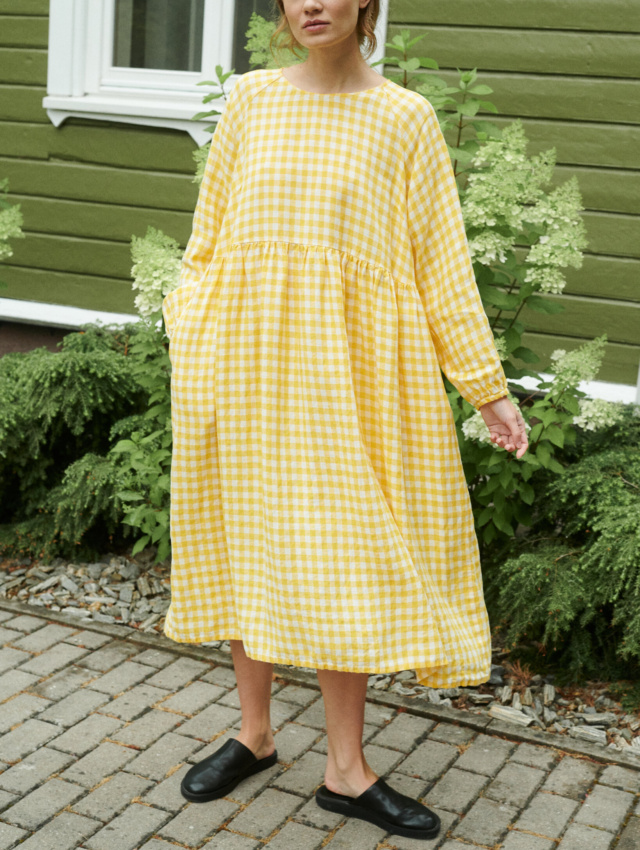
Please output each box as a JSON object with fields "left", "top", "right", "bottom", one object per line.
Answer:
{"left": 479, "top": 396, "right": 529, "bottom": 459}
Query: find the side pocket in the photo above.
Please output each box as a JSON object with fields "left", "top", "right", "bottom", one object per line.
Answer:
{"left": 162, "top": 284, "right": 197, "bottom": 341}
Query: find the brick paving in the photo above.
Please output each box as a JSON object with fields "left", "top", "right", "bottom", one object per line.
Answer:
{"left": 0, "top": 600, "right": 639, "bottom": 849}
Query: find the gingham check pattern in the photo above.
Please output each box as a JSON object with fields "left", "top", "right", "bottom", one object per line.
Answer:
{"left": 162, "top": 68, "right": 508, "bottom": 687}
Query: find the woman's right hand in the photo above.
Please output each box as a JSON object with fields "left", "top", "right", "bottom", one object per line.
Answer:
{"left": 479, "top": 396, "right": 529, "bottom": 459}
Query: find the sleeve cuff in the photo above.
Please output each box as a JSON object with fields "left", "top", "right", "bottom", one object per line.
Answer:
{"left": 473, "top": 387, "right": 509, "bottom": 410}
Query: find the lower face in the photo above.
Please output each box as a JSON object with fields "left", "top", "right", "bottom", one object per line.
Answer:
{"left": 281, "top": 0, "right": 366, "bottom": 50}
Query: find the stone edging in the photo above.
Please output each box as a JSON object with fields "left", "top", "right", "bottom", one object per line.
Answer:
{"left": 2, "top": 597, "right": 640, "bottom": 773}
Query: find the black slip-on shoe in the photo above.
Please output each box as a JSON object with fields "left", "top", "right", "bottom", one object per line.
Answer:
{"left": 315, "top": 776, "right": 441, "bottom": 840}
{"left": 181, "top": 738, "right": 278, "bottom": 803}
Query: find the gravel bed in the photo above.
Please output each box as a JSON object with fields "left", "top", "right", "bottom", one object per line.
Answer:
{"left": 2, "top": 551, "right": 640, "bottom": 759}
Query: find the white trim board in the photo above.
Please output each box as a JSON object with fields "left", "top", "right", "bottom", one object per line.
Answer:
{"left": 0, "top": 297, "right": 139, "bottom": 330}
{"left": 512, "top": 374, "right": 638, "bottom": 405}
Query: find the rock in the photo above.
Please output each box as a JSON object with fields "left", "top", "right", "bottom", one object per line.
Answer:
{"left": 489, "top": 664, "right": 504, "bottom": 685}
{"left": 60, "top": 575, "right": 80, "bottom": 593}
{"left": 583, "top": 705, "right": 597, "bottom": 714}
{"left": 501, "top": 685, "right": 513, "bottom": 705}
{"left": 569, "top": 726, "right": 607, "bottom": 745}
{"left": 373, "top": 677, "right": 391, "bottom": 690}
{"left": 543, "top": 683, "right": 555, "bottom": 705}
{"left": 512, "top": 692, "right": 522, "bottom": 711}
{"left": 390, "top": 683, "right": 419, "bottom": 696}
{"left": 395, "top": 670, "right": 416, "bottom": 682}
{"left": 489, "top": 705, "right": 533, "bottom": 727}
{"left": 425, "top": 688, "right": 442, "bottom": 705}
{"left": 582, "top": 712, "right": 617, "bottom": 726}
{"left": 534, "top": 697, "right": 543, "bottom": 714}
{"left": 543, "top": 707, "right": 557, "bottom": 724}
{"left": 136, "top": 576, "right": 152, "bottom": 597}
{"left": 440, "top": 688, "right": 462, "bottom": 698}
{"left": 521, "top": 688, "right": 533, "bottom": 706}
{"left": 468, "top": 692, "right": 493, "bottom": 704}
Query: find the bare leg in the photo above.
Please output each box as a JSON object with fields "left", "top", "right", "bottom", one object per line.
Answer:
{"left": 229, "top": 639, "right": 276, "bottom": 760}
{"left": 316, "top": 668, "right": 379, "bottom": 797}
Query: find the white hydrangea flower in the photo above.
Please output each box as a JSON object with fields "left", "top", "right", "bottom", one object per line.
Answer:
{"left": 0, "top": 203, "right": 24, "bottom": 262}
{"left": 573, "top": 398, "right": 625, "bottom": 432}
{"left": 493, "top": 335, "right": 509, "bottom": 361}
{"left": 130, "top": 227, "right": 182, "bottom": 318}
{"left": 523, "top": 178, "right": 587, "bottom": 294}
{"left": 549, "top": 336, "right": 607, "bottom": 388}
{"left": 461, "top": 411, "right": 494, "bottom": 445}
{"left": 460, "top": 120, "right": 586, "bottom": 306}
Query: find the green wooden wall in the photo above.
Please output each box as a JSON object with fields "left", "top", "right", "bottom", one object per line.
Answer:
{"left": 1, "top": 0, "right": 639, "bottom": 383}
{"left": 391, "top": 0, "right": 640, "bottom": 384}
{"left": 0, "top": 0, "right": 198, "bottom": 315}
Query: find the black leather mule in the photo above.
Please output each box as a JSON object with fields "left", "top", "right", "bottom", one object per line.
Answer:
{"left": 315, "top": 776, "right": 440, "bottom": 840}
{"left": 181, "top": 738, "right": 278, "bottom": 803}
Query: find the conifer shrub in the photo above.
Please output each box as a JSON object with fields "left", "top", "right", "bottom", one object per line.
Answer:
{"left": 488, "top": 406, "right": 640, "bottom": 682}
{"left": 0, "top": 324, "right": 146, "bottom": 561}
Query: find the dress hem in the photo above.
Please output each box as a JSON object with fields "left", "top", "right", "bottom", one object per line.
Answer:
{"left": 163, "top": 626, "right": 490, "bottom": 688}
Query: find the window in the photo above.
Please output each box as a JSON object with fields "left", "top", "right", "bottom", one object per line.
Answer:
{"left": 43, "top": 0, "right": 390, "bottom": 145}
{"left": 113, "top": 0, "right": 205, "bottom": 73}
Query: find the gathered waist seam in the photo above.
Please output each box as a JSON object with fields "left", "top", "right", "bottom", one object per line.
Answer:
{"left": 225, "top": 239, "right": 412, "bottom": 290}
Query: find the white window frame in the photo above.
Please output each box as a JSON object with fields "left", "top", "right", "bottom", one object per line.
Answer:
{"left": 43, "top": 0, "right": 390, "bottom": 146}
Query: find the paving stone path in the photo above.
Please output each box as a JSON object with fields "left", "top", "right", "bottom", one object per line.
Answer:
{"left": 0, "top": 599, "right": 639, "bottom": 850}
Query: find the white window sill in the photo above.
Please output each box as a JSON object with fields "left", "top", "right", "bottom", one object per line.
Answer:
{"left": 43, "top": 90, "right": 218, "bottom": 146}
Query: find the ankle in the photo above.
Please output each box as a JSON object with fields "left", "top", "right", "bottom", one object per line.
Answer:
{"left": 235, "top": 727, "right": 275, "bottom": 755}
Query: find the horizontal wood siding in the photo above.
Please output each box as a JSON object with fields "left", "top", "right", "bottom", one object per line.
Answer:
{"left": 390, "top": 2, "right": 640, "bottom": 385}
{"left": 0, "top": 2, "right": 199, "bottom": 317}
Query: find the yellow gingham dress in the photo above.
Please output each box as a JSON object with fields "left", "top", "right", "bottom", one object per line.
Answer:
{"left": 162, "top": 67, "right": 508, "bottom": 687}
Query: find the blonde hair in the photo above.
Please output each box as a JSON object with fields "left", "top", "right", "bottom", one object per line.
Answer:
{"left": 269, "top": 0, "right": 380, "bottom": 63}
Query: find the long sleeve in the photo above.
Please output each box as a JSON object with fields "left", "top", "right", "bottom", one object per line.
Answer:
{"left": 162, "top": 76, "right": 242, "bottom": 339}
{"left": 405, "top": 103, "right": 508, "bottom": 409}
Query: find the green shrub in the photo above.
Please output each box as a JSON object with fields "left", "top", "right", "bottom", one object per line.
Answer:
{"left": 488, "top": 406, "right": 640, "bottom": 681}
{"left": 0, "top": 324, "right": 144, "bottom": 560}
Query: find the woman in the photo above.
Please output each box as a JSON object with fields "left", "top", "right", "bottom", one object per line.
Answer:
{"left": 162, "top": 0, "right": 528, "bottom": 840}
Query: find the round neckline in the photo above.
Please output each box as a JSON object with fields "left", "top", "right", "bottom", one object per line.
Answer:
{"left": 278, "top": 67, "right": 390, "bottom": 95}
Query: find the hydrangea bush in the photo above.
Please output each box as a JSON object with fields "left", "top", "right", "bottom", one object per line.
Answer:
{"left": 0, "top": 179, "right": 24, "bottom": 277}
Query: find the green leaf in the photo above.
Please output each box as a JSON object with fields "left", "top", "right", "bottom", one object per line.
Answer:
{"left": 398, "top": 58, "right": 421, "bottom": 72}
{"left": 545, "top": 425, "right": 565, "bottom": 448}
{"left": 419, "top": 57, "right": 439, "bottom": 69}
{"left": 547, "top": 457, "right": 565, "bottom": 474}
{"left": 116, "top": 491, "right": 145, "bottom": 501}
{"left": 563, "top": 394, "right": 581, "bottom": 416}
{"left": 498, "top": 464, "right": 513, "bottom": 490}
{"left": 131, "top": 535, "right": 151, "bottom": 556}
{"left": 483, "top": 522, "right": 497, "bottom": 545}
{"left": 458, "top": 100, "right": 481, "bottom": 117}
{"left": 526, "top": 295, "right": 565, "bottom": 315}
{"left": 536, "top": 442, "right": 551, "bottom": 468}
{"left": 479, "top": 286, "right": 520, "bottom": 311}
{"left": 468, "top": 84, "right": 493, "bottom": 95}
{"left": 477, "top": 506, "right": 494, "bottom": 527}
{"left": 512, "top": 346, "right": 540, "bottom": 364}
{"left": 519, "top": 482, "right": 535, "bottom": 505}
{"left": 493, "top": 512, "right": 514, "bottom": 536}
